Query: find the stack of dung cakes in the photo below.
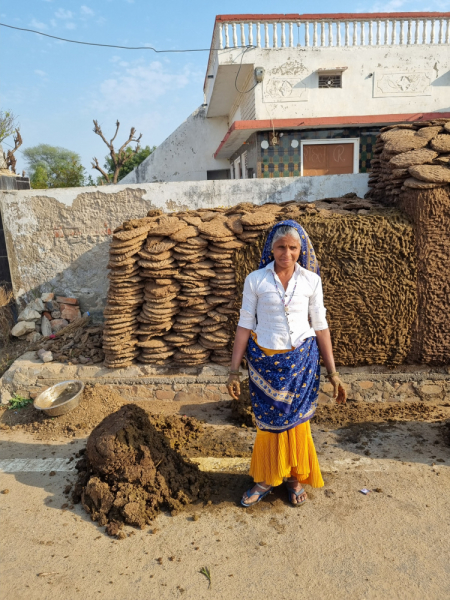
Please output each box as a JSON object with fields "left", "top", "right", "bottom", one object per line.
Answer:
{"left": 366, "top": 119, "right": 450, "bottom": 204}
{"left": 103, "top": 218, "right": 155, "bottom": 367}
{"left": 135, "top": 215, "right": 184, "bottom": 364}
{"left": 201, "top": 308, "right": 233, "bottom": 365}
{"left": 238, "top": 205, "right": 280, "bottom": 241}
{"left": 171, "top": 227, "right": 213, "bottom": 365}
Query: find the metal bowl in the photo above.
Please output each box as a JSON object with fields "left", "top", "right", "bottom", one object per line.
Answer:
{"left": 33, "top": 380, "right": 85, "bottom": 417}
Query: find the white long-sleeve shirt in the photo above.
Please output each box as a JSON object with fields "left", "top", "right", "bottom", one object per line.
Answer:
{"left": 237, "top": 261, "right": 329, "bottom": 350}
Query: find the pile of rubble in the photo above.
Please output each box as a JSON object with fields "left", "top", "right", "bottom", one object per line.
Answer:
{"left": 38, "top": 317, "right": 104, "bottom": 365}
{"left": 11, "top": 293, "right": 82, "bottom": 342}
{"left": 367, "top": 118, "right": 450, "bottom": 204}
{"left": 103, "top": 197, "right": 378, "bottom": 368}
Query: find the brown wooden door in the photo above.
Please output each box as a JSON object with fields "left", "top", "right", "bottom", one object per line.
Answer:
{"left": 303, "top": 143, "right": 354, "bottom": 176}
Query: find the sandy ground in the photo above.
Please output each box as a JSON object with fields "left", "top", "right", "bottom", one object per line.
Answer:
{"left": 1, "top": 399, "right": 450, "bottom": 600}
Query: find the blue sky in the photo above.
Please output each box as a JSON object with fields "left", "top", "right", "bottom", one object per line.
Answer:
{"left": 1, "top": 0, "right": 447, "bottom": 176}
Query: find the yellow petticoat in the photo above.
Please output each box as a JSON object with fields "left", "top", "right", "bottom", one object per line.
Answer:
{"left": 249, "top": 421, "right": 324, "bottom": 488}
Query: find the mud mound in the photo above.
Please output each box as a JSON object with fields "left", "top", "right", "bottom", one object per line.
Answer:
{"left": 0, "top": 384, "right": 128, "bottom": 439}
{"left": 73, "top": 404, "right": 210, "bottom": 536}
{"left": 312, "top": 401, "right": 450, "bottom": 429}
{"left": 234, "top": 380, "right": 450, "bottom": 429}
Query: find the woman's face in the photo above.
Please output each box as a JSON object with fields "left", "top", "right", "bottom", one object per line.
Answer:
{"left": 272, "top": 234, "right": 301, "bottom": 269}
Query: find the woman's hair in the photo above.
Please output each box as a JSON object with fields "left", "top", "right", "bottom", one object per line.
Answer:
{"left": 271, "top": 226, "right": 301, "bottom": 250}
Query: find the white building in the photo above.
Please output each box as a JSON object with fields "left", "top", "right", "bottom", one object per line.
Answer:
{"left": 122, "top": 12, "right": 450, "bottom": 184}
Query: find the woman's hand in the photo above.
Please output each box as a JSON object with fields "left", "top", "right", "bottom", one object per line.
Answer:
{"left": 329, "top": 374, "right": 347, "bottom": 404}
{"left": 227, "top": 374, "right": 241, "bottom": 400}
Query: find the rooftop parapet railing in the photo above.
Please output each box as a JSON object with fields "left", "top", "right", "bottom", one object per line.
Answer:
{"left": 214, "top": 13, "right": 450, "bottom": 49}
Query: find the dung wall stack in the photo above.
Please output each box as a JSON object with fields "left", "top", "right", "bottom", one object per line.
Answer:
{"left": 103, "top": 196, "right": 420, "bottom": 368}
{"left": 399, "top": 187, "right": 450, "bottom": 365}
{"left": 231, "top": 209, "right": 417, "bottom": 367}
{"left": 366, "top": 118, "right": 450, "bottom": 365}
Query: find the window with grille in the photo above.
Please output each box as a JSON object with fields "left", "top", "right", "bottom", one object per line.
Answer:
{"left": 318, "top": 74, "right": 342, "bottom": 88}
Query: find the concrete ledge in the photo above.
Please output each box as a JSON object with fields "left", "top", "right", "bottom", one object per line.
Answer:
{"left": 1, "top": 352, "right": 449, "bottom": 406}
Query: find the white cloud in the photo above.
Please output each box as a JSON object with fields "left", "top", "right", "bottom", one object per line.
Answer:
{"left": 95, "top": 61, "right": 202, "bottom": 109}
{"left": 30, "top": 18, "right": 48, "bottom": 30}
{"left": 55, "top": 8, "right": 73, "bottom": 19}
{"left": 80, "top": 5, "right": 94, "bottom": 16}
{"left": 65, "top": 22, "right": 76, "bottom": 30}
{"left": 34, "top": 69, "right": 47, "bottom": 77}
{"left": 50, "top": 19, "right": 57, "bottom": 27}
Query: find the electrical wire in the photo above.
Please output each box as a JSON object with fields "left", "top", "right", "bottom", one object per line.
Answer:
{"left": 234, "top": 45, "right": 258, "bottom": 94}
{"left": 0, "top": 22, "right": 211, "bottom": 53}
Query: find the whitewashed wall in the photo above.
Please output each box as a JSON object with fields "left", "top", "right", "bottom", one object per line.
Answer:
{"left": 121, "top": 107, "right": 230, "bottom": 185}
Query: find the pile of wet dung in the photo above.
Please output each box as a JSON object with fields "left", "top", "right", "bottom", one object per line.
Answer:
{"left": 72, "top": 404, "right": 210, "bottom": 536}
{"left": 235, "top": 381, "right": 450, "bottom": 429}
{"left": 312, "top": 401, "right": 450, "bottom": 428}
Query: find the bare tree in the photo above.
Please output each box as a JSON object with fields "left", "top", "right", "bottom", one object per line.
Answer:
{"left": 91, "top": 120, "right": 142, "bottom": 184}
{"left": 6, "top": 129, "right": 23, "bottom": 174}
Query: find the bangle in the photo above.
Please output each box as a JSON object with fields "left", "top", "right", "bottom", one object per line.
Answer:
{"left": 229, "top": 370, "right": 241, "bottom": 375}
{"left": 326, "top": 371, "right": 339, "bottom": 379}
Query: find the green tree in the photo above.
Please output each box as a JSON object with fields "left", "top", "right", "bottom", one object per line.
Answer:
{"left": 103, "top": 145, "right": 155, "bottom": 182}
{"left": 23, "top": 144, "right": 86, "bottom": 188}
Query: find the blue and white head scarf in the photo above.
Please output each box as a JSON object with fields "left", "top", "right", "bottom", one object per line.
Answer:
{"left": 258, "top": 219, "right": 320, "bottom": 276}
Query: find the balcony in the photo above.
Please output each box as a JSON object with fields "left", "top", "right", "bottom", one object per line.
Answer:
{"left": 204, "top": 12, "right": 450, "bottom": 119}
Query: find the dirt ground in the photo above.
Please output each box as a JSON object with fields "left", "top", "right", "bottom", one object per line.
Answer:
{"left": 1, "top": 389, "right": 450, "bottom": 599}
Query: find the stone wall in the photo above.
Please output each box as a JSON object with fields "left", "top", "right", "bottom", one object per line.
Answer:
{"left": 1, "top": 352, "right": 449, "bottom": 407}
{"left": 0, "top": 175, "right": 369, "bottom": 317}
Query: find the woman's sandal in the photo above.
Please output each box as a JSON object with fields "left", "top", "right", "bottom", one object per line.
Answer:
{"left": 241, "top": 484, "right": 273, "bottom": 508}
{"left": 286, "top": 484, "right": 307, "bottom": 507}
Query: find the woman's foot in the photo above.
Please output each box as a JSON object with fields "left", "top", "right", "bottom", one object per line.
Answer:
{"left": 286, "top": 477, "right": 307, "bottom": 505}
{"left": 241, "top": 482, "right": 272, "bottom": 506}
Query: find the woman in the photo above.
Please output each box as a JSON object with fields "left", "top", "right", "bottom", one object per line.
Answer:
{"left": 227, "top": 220, "right": 347, "bottom": 507}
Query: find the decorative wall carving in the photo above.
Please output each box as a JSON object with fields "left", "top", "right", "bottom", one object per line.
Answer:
{"left": 373, "top": 72, "right": 432, "bottom": 98}
{"left": 263, "top": 59, "right": 308, "bottom": 103}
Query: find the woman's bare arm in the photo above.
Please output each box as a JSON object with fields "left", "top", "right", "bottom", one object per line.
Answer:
{"left": 230, "top": 326, "right": 252, "bottom": 371}
{"left": 226, "top": 326, "right": 252, "bottom": 400}
{"left": 314, "top": 328, "right": 336, "bottom": 374}
{"left": 315, "top": 328, "right": 347, "bottom": 404}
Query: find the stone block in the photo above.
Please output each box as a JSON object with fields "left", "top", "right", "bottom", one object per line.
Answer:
{"left": 174, "top": 391, "right": 200, "bottom": 403}
{"left": 41, "top": 292, "right": 54, "bottom": 302}
{"left": 12, "top": 370, "right": 35, "bottom": 387}
{"left": 322, "top": 382, "right": 334, "bottom": 393}
{"left": 56, "top": 296, "right": 78, "bottom": 305}
{"left": 60, "top": 304, "right": 81, "bottom": 322}
{"left": 50, "top": 319, "right": 69, "bottom": 333}
{"left": 51, "top": 310, "right": 61, "bottom": 319}
{"left": 317, "top": 392, "right": 333, "bottom": 405}
{"left": 41, "top": 316, "right": 52, "bottom": 337}
{"left": 26, "top": 332, "right": 42, "bottom": 343}
{"left": 17, "top": 307, "right": 41, "bottom": 322}
{"left": 46, "top": 300, "right": 59, "bottom": 311}
{"left": 155, "top": 389, "right": 175, "bottom": 401}
{"left": 42, "top": 311, "right": 52, "bottom": 321}
{"left": 0, "top": 389, "right": 12, "bottom": 405}
{"left": 204, "top": 391, "right": 221, "bottom": 402}
{"left": 358, "top": 380, "right": 374, "bottom": 390}
{"left": 419, "top": 384, "right": 443, "bottom": 396}
{"left": 29, "top": 298, "right": 45, "bottom": 313}
{"left": 396, "top": 382, "right": 415, "bottom": 396}
{"left": 11, "top": 321, "right": 35, "bottom": 337}
{"left": 37, "top": 349, "right": 53, "bottom": 363}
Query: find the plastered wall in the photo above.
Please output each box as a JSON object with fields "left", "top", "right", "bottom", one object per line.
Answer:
{"left": 0, "top": 174, "right": 368, "bottom": 316}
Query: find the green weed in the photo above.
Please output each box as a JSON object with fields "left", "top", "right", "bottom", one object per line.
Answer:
{"left": 8, "top": 394, "right": 33, "bottom": 410}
